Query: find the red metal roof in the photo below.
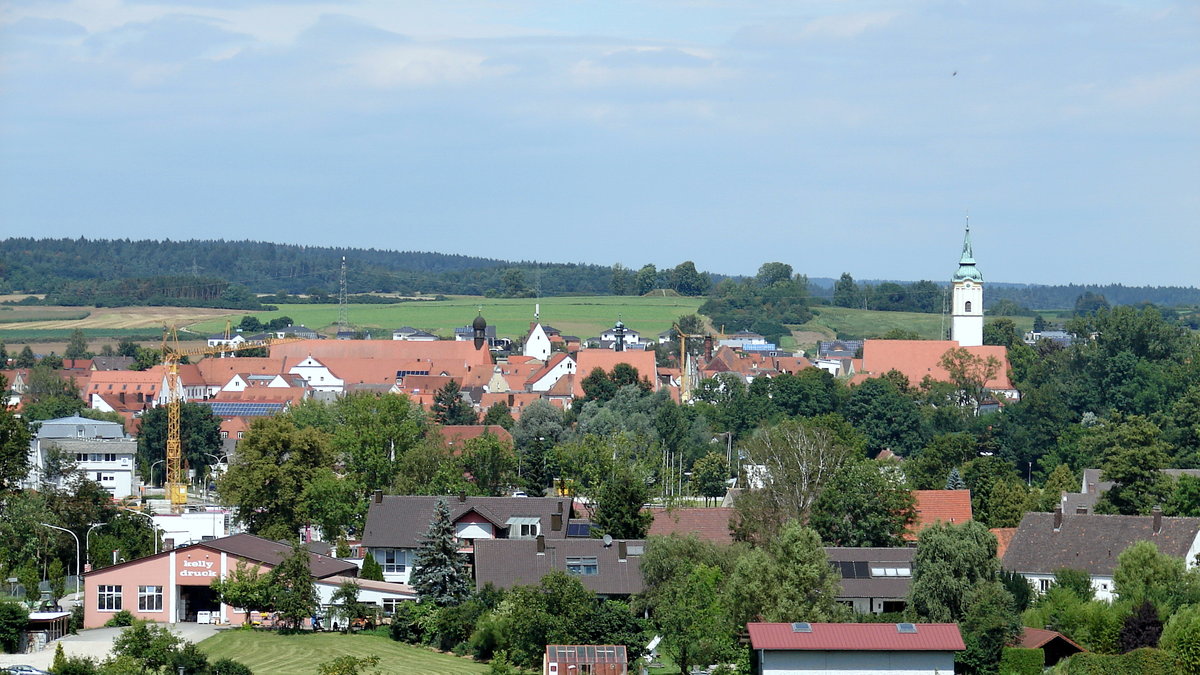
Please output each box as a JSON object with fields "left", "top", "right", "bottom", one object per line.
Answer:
{"left": 748, "top": 623, "right": 965, "bottom": 652}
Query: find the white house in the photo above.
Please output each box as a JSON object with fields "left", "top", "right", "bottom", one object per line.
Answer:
{"left": 748, "top": 622, "right": 964, "bottom": 675}
{"left": 524, "top": 324, "right": 552, "bottom": 362}
{"left": 1002, "top": 507, "right": 1200, "bottom": 602}
{"left": 289, "top": 356, "right": 345, "bottom": 393}
{"left": 527, "top": 354, "right": 576, "bottom": 392}
{"left": 28, "top": 416, "right": 136, "bottom": 498}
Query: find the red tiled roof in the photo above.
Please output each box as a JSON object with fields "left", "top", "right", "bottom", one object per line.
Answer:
{"left": 859, "top": 340, "right": 1014, "bottom": 391}
{"left": 1018, "top": 627, "right": 1085, "bottom": 653}
{"left": 991, "top": 527, "right": 1017, "bottom": 559}
{"left": 905, "top": 490, "right": 973, "bottom": 540}
{"left": 270, "top": 339, "right": 493, "bottom": 368}
{"left": 748, "top": 623, "right": 965, "bottom": 652}
{"left": 647, "top": 508, "right": 734, "bottom": 545}
{"left": 572, "top": 350, "right": 658, "bottom": 397}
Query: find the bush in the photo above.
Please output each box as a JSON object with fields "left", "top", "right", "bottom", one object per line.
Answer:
{"left": 1122, "top": 647, "right": 1180, "bottom": 674}
{"left": 389, "top": 602, "right": 434, "bottom": 644}
{"left": 999, "top": 647, "right": 1043, "bottom": 675}
{"left": 103, "top": 609, "right": 135, "bottom": 627}
{"left": 166, "top": 641, "right": 208, "bottom": 674}
{"left": 69, "top": 603, "right": 85, "bottom": 634}
{"left": 0, "top": 600, "right": 30, "bottom": 653}
{"left": 54, "top": 655, "right": 101, "bottom": 675}
{"left": 488, "top": 651, "right": 521, "bottom": 675}
{"left": 1162, "top": 603, "right": 1200, "bottom": 674}
{"left": 208, "top": 658, "right": 254, "bottom": 675}
{"left": 1060, "top": 648, "right": 1181, "bottom": 675}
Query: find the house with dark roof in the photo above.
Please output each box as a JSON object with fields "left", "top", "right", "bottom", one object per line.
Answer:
{"left": 474, "top": 537, "right": 645, "bottom": 597}
{"left": 1002, "top": 507, "right": 1200, "bottom": 601}
{"left": 361, "top": 494, "right": 573, "bottom": 584}
{"left": 392, "top": 327, "right": 439, "bottom": 341}
{"left": 826, "top": 547, "right": 914, "bottom": 615}
{"left": 747, "top": 622, "right": 964, "bottom": 675}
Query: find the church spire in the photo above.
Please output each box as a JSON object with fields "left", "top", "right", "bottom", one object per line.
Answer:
{"left": 953, "top": 218, "right": 983, "bottom": 283}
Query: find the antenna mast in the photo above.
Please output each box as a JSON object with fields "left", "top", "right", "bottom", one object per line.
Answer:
{"left": 337, "top": 256, "right": 349, "bottom": 333}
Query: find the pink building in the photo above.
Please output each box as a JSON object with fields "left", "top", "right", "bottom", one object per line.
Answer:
{"left": 82, "top": 533, "right": 357, "bottom": 628}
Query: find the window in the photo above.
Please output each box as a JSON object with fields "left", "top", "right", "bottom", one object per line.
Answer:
{"left": 965, "top": 301, "right": 973, "bottom": 312}
{"left": 220, "top": 432, "right": 228, "bottom": 440}
{"left": 138, "top": 586, "right": 163, "bottom": 611}
{"left": 103, "top": 453, "right": 117, "bottom": 462}
{"left": 566, "top": 556, "right": 599, "bottom": 576}
{"left": 869, "top": 567, "right": 912, "bottom": 578}
{"left": 1039, "top": 578, "right": 1052, "bottom": 592}
{"left": 76, "top": 453, "right": 88, "bottom": 462}
{"left": 237, "top": 432, "right": 245, "bottom": 440}
{"left": 375, "top": 549, "right": 405, "bottom": 574}
{"left": 98, "top": 585, "right": 122, "bottom": 611}
{"left": 382, "top": 598, "right": 404, "bottom": 616}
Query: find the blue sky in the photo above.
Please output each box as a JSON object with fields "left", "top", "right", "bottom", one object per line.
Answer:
{"left": 1, "top": 1, "right": 1197, "bottom": 285}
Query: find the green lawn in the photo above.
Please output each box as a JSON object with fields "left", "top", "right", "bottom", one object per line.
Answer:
{"left": 198, "top": 630, "right": 489, "bottom": 675}
{"left": 188, "top": 296, "right": 704, "bottom": 341}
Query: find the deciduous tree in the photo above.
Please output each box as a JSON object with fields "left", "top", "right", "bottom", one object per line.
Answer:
{"left": 909, "top": 521, "right": 999, "bottom": 622}
{"left": 726, "top": 522, "right": 845, "bottom": 625}
{"left": 270, "top": 541, "right": 319, "bottom": 630}
{"left": 810, "top": 460, "right": 917, "bottom": 547}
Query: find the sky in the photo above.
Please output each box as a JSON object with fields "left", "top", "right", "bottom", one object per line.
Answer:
{"left": 1, "top": 1, "right": 1197, "bottom": 286}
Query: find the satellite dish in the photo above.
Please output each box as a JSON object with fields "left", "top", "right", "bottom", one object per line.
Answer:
{"left": 602, "top": 534, "right": 613, "bottom": 547}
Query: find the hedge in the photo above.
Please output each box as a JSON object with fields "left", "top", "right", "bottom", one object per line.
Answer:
{"left": 999, "top": 647, "right": 1043, "bottom": 675}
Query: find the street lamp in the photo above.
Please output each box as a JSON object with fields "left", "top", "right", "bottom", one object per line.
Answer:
{"left": 41, "top": 523, "right": 80, "bottom": 586}
{"left": 150, "top": 459, "right": 165, "bottom": 488}
{"left": 86, "top": 522, "right": 106, "bottom": 569}
{"left": 198, "top": 452, "right": 226, "bottom": 501}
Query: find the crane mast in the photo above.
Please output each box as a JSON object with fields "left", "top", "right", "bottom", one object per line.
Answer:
{"left": 161, "top": 328, "right": 302, "bottom": 513}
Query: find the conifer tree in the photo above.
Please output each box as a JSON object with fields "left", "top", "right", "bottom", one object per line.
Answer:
{"left": 945, "top": 467, "right": 967, "bottom": 490}
{"left": 432, "top": 381, "right": 477, "bottom": 426}
{"left": 410, "top": 498, "right": 470, "bottom": 606}
{"left": 360, "top": 554, "right": 385, "bottom": 582}
{"left": 269, "top": 542, "right": 319, "bottom": 629}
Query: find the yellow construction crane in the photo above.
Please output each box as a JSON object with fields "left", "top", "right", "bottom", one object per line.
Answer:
{"left": 160, "top": 326, "right": 303, "bottom": 512}
{"left": 672, "top": 323, "right": 708, "bottom": 404}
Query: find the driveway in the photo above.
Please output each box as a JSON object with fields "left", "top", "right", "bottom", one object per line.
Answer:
{"left": 0, "top": 623, "right": 221, "bottom": 670}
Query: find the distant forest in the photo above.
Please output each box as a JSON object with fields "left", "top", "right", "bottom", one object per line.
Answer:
{"left": 1, "top": 238, "right": 1198, "bottom": 311}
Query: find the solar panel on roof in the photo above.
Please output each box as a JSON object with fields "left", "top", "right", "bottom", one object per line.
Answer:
{"left": 202, "top": 402, "right": 286, "bottom": 417}
{"left": 897, "top": 623, "right": 918, "bottom": 634}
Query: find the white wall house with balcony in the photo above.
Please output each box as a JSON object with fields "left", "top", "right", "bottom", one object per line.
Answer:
{"left": 28, "top": 416, "right": 137, "bottom": 498}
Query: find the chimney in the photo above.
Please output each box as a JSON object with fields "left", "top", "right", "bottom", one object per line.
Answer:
{"left": 704, "top": 335, "right": 714, "bottom": 360}
{"left": 1075, "top": 504, "right": 1088, "bottom": 515}
{"left": 1053, "top": 506, "right": 1063, "bottom": 532}
{"left": 618, "top": 541, "right": 627, "bottom": 561}
{"left": 458, "top": 491, "right": 467, "bottom": 503}
{"left": 551, "top": 513, "right": 562, "bottom": 532}
{"left": 373, "top": 489, "right": 383, "bottom": 504}
{"left": 1153, "top": 505, "right": 1163, "bottom": 534}
{"left": 536, "top": 535, "right": 545, "bottom": 554}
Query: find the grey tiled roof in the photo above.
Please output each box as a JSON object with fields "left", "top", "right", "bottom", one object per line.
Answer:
{"left": 361, "top": 495, "right": 572, "bottom": 550}
{"left": 1002, "top": 511, "right": 1200, "bottom": 577}
{"left": 826, "top": 547, "right": 915, "bottom": 600}
{"left": 474, "top": 538, "right": 645, "bottom": 595}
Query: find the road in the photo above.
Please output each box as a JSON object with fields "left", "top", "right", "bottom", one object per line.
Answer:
{"left": 0, "top": 623, "right": 220, "bottom": 670}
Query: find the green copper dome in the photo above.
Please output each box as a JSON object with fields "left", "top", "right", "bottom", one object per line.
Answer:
{"left": 952, "top": 223, "right": 983, "bottom": 283}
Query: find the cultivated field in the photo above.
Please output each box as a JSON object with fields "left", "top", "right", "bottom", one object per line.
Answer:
{"left": 0, "top": 305, "right": 238, "bottom": 330}
{"left": 189, "top": 296, "right": 705, "bottom": 341}
{"left": 789, "top": 306, "right": 1038, "bottom": 354}
{"left": 198, "top": 630, "right": 488, "bottom": 675}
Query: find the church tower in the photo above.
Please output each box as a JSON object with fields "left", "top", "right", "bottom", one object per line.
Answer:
{"left": 951, "top": 221, "right": 984, "bottom": 347}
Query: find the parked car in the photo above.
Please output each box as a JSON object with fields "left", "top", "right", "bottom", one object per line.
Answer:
{"left": 3, "top": 666, "right": 52, "bottom": 675}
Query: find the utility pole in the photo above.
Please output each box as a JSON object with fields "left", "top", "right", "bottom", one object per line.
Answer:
{"left": 337, "top": 256, "right": 349, "bottom": 334}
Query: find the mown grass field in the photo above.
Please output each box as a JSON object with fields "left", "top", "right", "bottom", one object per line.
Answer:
{"left": 189, "top": 296, "right": 705, "bottom": 341}
{"left": 198, "top": 630, "right": 488, "bottom": 675}
{"left": 796, "top": 306, "right": 1037, "bottom": 340}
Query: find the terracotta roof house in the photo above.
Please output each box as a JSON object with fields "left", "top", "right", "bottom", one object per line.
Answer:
{"left": 825, "top": 547, "right": 915, "bottom": 615}
{"left": 646, "top": 507, "right": 734, "bottom": 545}
{"left": 905, "top": 490, "right": 973, "bottom": 540}
{"left": 361, "top": 494, "right": 573, "bottom": 585}
{"left": 855, "top": 339, "right": 1018, "bottom": 400}
{"left": 747, "top": 622, "right": 964, "bottom": 675}
{"left": 1002, "top": 507, "right": 1200, "bottom": 602}
{"left": 991, "top": 527, "right": 1017, "bottom": 559}
{"left": 1016, "top": 628, "right": 1085, "bottom": 667}
{"left": 270, "top": 338, "right": 493, "bottom": 369}
{"left": 572, "top": 350, "right": 658, "bottom": 398}
{"left": 474, "top": 537, "right": 645, "bottom": 597}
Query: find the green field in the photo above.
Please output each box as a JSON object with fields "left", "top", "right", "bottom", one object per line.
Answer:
{"left": 189, "top": 296, "right": 705, "bottom": 341}
{"left": 198, "top": 630, "right": 488, "bottom": 675}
